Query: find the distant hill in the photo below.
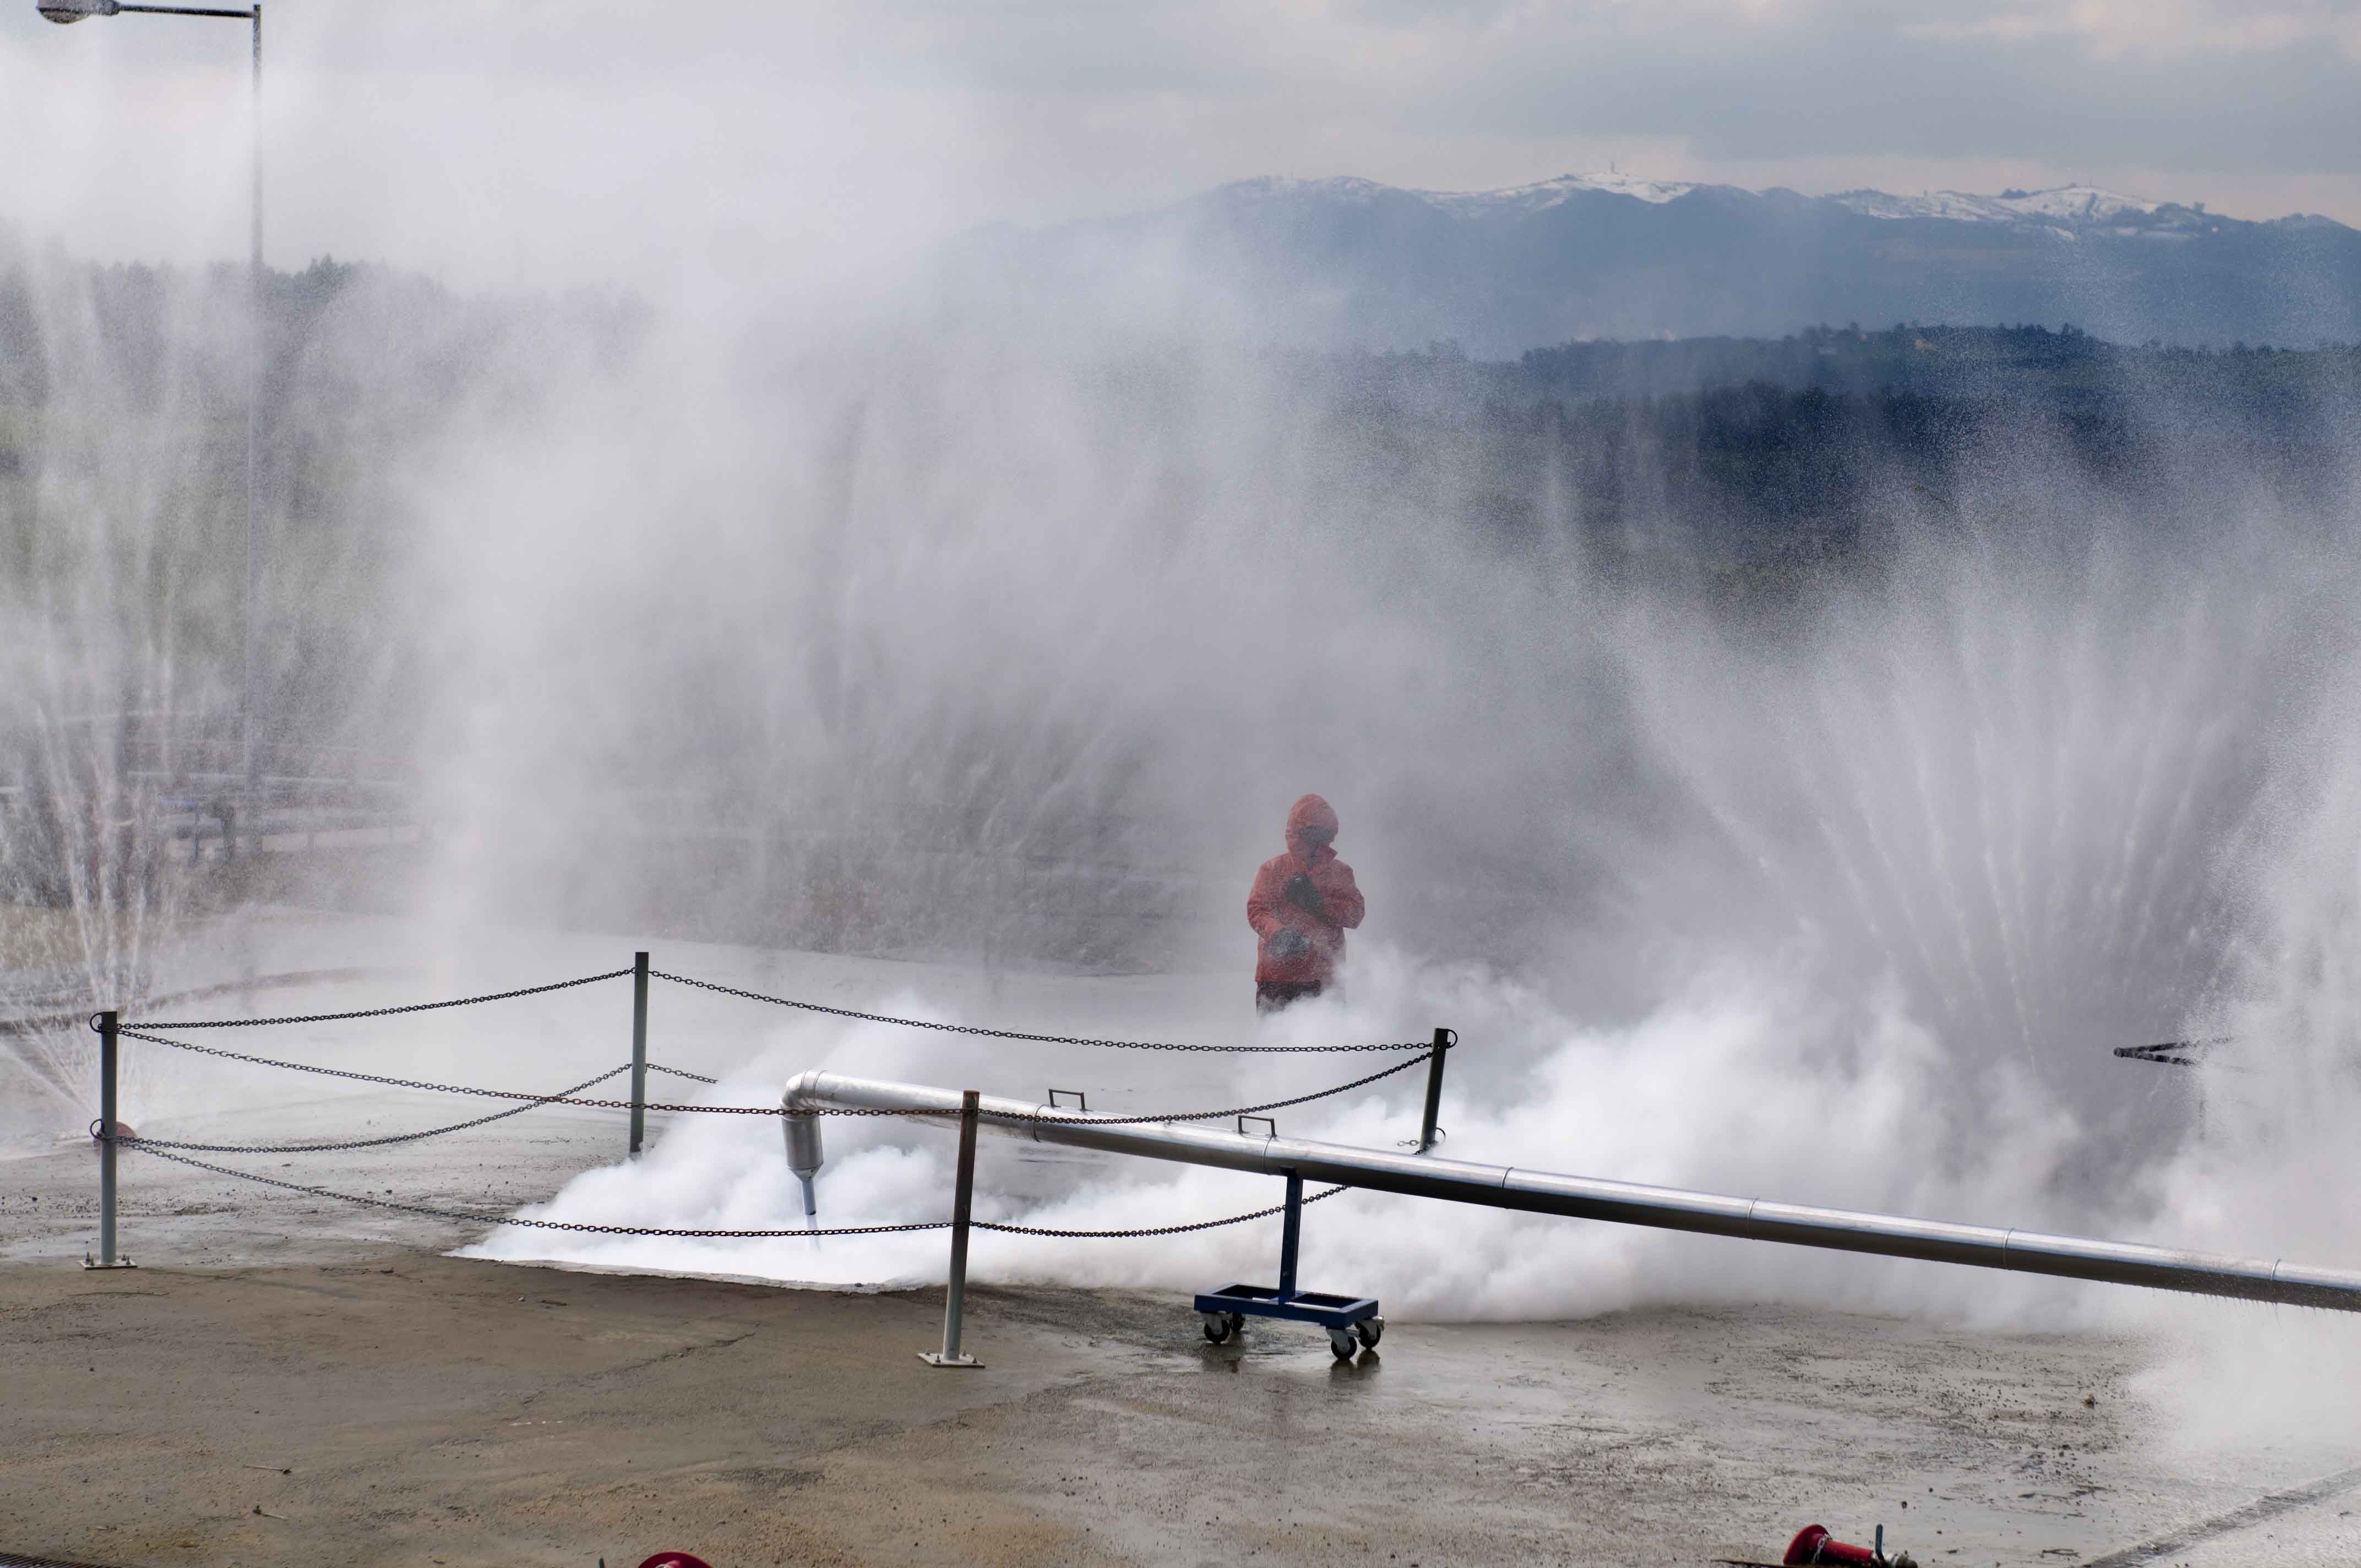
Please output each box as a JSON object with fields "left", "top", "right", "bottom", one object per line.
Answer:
{"left": 949, "top": 173, "right": 2361, "bottom": 355}
{"left": 1502, "top": 322, "right": 2361, "bottom": 408}
{"left": 1288, "top": 324, "right": 2361, "bottom": 580}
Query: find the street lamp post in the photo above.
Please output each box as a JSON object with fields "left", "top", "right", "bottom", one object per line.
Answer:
{"left": 41, "top": 0, "right": 264, "bottom": 855}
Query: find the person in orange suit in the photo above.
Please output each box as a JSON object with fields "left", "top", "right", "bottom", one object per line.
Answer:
{"left": 1246, "top": 793, "right": 1366, "bottom": 1012}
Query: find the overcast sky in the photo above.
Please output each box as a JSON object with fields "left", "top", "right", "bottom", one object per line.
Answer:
{"left": 2, "top": 0, "right": 2357, "bottom": 297}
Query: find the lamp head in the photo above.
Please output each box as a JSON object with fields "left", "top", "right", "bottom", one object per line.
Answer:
{"left": 40, "top": 0, "right": 123, "bottom": 21}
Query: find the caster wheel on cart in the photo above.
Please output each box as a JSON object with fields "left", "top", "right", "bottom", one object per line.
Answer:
{"left": 1328, "top": 1327, "right": 1359, "bottom": 1361}
{"left": 1227, "top": 1313, "right": 1245, "bottom": 1340}
{"left": 1201, "top": 1313, "right": 1232, "bottom": 1344}
{"left": 1354, "top": 1317, "right": 1385, "bottom": 1350}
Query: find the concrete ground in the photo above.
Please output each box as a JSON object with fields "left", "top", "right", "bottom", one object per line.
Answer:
{"left": 4, "top": 1248, "right": 2360, "bottom": 1568}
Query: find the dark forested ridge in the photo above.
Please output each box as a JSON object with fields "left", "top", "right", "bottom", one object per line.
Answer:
{"left": 1514, "top": 322, "right": 2361, "bottom": 406}
{"left": 1305, "top": 324, "right": 2361, "bottom": 587}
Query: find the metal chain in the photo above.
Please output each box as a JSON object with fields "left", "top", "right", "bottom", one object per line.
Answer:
{"left": 108, "top": 963, "right": 1437, "bottom": 1065}
{"left": 89, "top": 963, "right": 1424, "bottom": 1245}
{"left": 117, "top": 1029, "right": 1432, "bottom": 1127}
{"left": 650, "top": 968, "right": 1429, "bottom": 1054}
{"left": 646, "top": 1062, "right": 717, "bottom": 1085}
{"left": 106, "top": 1065, "right": 635, "bottom": 1154}
{"left": 1017, "top": 1052, "right": 1428, "bottom": 1126}
{"left": 121, "top": 967, "right": 633, "bottom": 1031}
{"left": 122, "top": 1145, "right": 952, "bottom": 1236}
{"left": 116, "top": 1028, "right": 912, "bottom": 1114}
{"left": 976, "top": 1185, "right": 1348, "bottom": 1238}
{"left": 121, "top": 1142, "right": 1355, "bottom": 1240}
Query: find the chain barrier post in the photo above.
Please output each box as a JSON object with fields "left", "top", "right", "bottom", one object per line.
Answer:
{"left": 1277, "top": 1169, "right": 1303, "bottom": 1299}
{"left": 1417, "top": 1026, "right": 1453, "bottom": 1154}
{"left": 86, "top": 1010, "right": 134, "bottom": 1270}
{"left": 921, "top": 1089, "right": 984, "bottom": 1368}
{"left": 628, "top": 951, "right": 650, "bottom": 1157}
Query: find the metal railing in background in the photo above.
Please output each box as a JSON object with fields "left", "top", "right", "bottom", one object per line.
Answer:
{"left": 1, "top": 712, "right": 423, "bottom": 872}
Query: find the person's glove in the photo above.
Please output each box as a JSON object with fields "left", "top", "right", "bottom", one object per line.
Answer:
{"left": 1266, "top": 927, "right": 1310, "bottom": 960}
{"left": 1283, "top": 873, "right": 1329, "bottom": 920}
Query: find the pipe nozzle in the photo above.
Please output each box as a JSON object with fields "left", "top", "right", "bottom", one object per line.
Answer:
{"left": 782, "top": 1071, "right": 828, "bottom": 1217}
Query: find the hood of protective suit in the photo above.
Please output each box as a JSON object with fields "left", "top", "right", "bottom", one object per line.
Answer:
{"left": 1285, "top": 793, "right": 1340, "bottom": 864}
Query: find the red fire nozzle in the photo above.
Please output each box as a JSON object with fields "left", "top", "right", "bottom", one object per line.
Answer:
{"left": 1785, "top": 1523, "right": 1914, "bottom": 1567}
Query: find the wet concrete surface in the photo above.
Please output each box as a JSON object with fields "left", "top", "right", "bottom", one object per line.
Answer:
{"left": 3, "top": 1249, "right": 2359, "bottom": 1567}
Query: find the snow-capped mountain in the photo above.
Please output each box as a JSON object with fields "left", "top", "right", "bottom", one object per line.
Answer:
{"left": 1225, "top": 172, "right": 1707, "bottom": 215}
{"left": 954, "top": 173, "right": 2359, "bottom": 352}
{"left": 1829, "top": 184, "right": 2162, "bottom": 226}
{"left": 1213, "top": 173, "right": 2223, "bottom": 236}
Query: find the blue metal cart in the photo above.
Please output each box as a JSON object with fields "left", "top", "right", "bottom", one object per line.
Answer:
{"left": 1193, "top": 1169, "right": 1383, "bottom": 1359}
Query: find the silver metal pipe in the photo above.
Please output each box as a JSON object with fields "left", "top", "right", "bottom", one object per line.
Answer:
{"left": 782, "top": 1069, "right": 2361, "bottom": 1314}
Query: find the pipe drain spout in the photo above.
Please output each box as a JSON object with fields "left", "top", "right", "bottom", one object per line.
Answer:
{"left": 782, "top": 1070, "right": 829, "bottom": 1217}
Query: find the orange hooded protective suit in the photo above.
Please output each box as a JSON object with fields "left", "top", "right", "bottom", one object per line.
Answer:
{"left": 1246, "top": 794, "right": 1366, "bottom": 985}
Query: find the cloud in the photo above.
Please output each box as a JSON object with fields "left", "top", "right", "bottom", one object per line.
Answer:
{"left": 1907, "top": 0, "right": 2361, "bottom": 62}
{"left": 1402, "top": 7, "right": 2361, "bottom": 171}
